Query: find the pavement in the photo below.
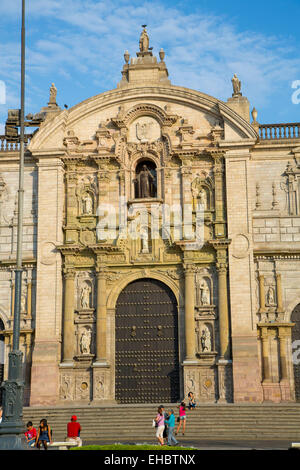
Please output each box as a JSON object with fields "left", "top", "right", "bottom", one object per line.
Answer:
{"left": 71, "top": 439, "right": 297, "bottom": 450}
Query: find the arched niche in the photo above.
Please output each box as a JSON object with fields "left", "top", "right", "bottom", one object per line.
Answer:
{"left": 133, "top": 158, "right": 157, "bottom": 199}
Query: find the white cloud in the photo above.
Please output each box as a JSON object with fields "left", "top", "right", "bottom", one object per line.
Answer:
{"left": 0, "top": 0, "right": 299, "bottom": 127}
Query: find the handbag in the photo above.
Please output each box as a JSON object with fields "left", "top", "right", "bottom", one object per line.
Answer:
{"left": 152, "top": 419, "right": 156, "bottom": 427}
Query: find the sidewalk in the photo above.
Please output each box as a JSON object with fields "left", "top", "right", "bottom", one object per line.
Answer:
{"left": 65, "top": 439, "right": 294, "bottom": 450}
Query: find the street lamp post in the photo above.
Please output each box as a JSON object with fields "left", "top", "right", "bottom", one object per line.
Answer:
{"left": 0, "top": 0, "right": 26, "bottom": 450}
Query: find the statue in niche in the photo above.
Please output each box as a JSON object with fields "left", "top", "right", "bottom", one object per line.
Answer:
{"left": 200, "top": 279, "right": 211, "bottom": 306}
{"left": 135, "top": 164, "right": 155, "bottom": 198}
{"left": 80, "top": 329, "right": 91, "bottom": 355}
{"left": 266, "top": 286, "right": 275, "bottom": 306}
{"left": 200, "top": 326, "right": 212, "bottom": 352}
{"left": 140, "top": 226, "right": 149, "bottom": 253}
{"left": 139, "top": 26, "right": 149, "bottom": 52}
{"left": 231, "top": 74, "right": 241, "bottom": 96}
{"left": 82, "top": 192, "right": 93, "bottom": 215}
{"left": 80, "top": 283, "right": 91, "bottom": 309}
{"left": 21, "top": 293, "right": 27, "bottom": 313}
{"left": 198, "top": 187, "right": 207, "bottom": 210}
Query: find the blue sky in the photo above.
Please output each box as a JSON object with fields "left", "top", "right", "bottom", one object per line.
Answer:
{"left": 0, "top": 0, "right": 300, "bottom": 133}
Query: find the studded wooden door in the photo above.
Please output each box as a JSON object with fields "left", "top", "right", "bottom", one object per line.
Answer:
{"left": 292, "top": 304, "right": 300, "bottom": 401}
{"left": 115, "top": 278, "right": 180, "bottom": 404}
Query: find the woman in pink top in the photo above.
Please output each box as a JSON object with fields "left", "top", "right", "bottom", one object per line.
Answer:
{"left": 175, "top": 401, "right": 186, "bottom": 436}
{"left": 154, "top": 406, "right": 165, "bottom": 446}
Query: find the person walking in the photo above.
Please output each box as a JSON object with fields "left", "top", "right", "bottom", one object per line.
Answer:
{"left": 66, "top": 415, "right": 82, "bottom": 447}
{"left": 154, "top": 406, "right": 165, "bottom": 446}
{"left": 165, "top": 409, "right": 179, "bottom": 446}
{"left": 25, "top": 421, "right": 37, "bottom": 447}
{"left": 36, "top": 418, "right": 52, "bottom": 450}
{"left": 175, "top": 402, "right": 186, "bottom": 436}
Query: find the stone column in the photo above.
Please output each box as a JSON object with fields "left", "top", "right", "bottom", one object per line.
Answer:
{"left": 27, "top": 281, "right": 32, "bottom": 317}
{"left": 184, "top": 264, "right": 196, "bottom": 360}
{"left": 276, "top": 274, "right": 284, "bottom": 314}
{"left": 261, "top": 328, "right": 270, "bottom": 382}
{"left": 278, "top": 326, "right": 288, "bottom": 380}
{"left": 95, "top": 267, "right": 108, "bottom": 364}
{"left": 62, "top": 268, "right": 75, "bottom": 363}
{"left": 217, "top": 263, "right": 230, "bottom": 359}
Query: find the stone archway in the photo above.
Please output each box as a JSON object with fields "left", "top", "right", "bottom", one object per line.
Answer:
{"left": 291, "top": 303, "right": 300, "bottom": 401}
{"left": 115, "top": 277, "right": 180, "bottom": 404}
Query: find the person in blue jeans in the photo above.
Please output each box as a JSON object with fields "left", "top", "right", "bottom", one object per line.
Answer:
{"left": 165, "top": 409, "right": 179, "bottom": 446}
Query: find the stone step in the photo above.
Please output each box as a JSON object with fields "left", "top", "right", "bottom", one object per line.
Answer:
{"left": 22, "top": 404, "right": 300, "bottom": 441}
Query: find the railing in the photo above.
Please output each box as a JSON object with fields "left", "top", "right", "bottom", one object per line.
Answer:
{"left": 0, "top": 135, "right": 31, "bottom": 152}
{"left": 259, "top": 123, "right": 300, "bottom": 140}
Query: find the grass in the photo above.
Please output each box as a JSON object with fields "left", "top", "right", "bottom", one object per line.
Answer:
{"left": 71, "top": 444, "right": 197, "bottom": 450}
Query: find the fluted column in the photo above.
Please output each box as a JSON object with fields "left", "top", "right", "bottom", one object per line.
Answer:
{"left": 217, "top": 263, "right": 230, "bottom": 359}
{"left": 62, "top": 268, "right": 75, "bottom": 363}
{"left": 95, "top": 266, "right": 107, "bottom": 363}
{"left": 184, "top": 264, "right": 196, "bottom": 360}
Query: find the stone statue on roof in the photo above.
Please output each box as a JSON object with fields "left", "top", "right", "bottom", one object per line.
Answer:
{"left": 49, "top": 83, "right": 57, "bottom": 105}
{"left": 139, "top": 25, "right": 149, "bottom": 52}
{"left": 231, "top": 74, "right": 241, "bottom": 96}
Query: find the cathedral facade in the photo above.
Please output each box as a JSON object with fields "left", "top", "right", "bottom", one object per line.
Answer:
{"left": 1, "top": 28, "right": 300, "bottom": 406}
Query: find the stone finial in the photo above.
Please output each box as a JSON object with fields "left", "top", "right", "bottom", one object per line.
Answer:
{"left": 124, "top": 50, "right": 130, "bottom": 64}
{"left": 251, "top": 107, "right": 258, "bottom": 123}
{"left": 159, "top": 48, "right": 165, "bottom": 61}
{"left": 231, "top": 73, "right": 241, "bottom": 96}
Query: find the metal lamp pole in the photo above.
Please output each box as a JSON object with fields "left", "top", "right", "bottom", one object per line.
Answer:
{"left": 0, "top": 0, "right": 26, "bottom": 450}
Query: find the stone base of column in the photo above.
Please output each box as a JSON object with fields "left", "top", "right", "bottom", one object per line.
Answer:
{"left": 231, "top": 336, "right": 264, "bottom": 403}
{"left": 30, "top": 341, "right": 60, "bottom": 406}
{"left": 0, "top": 429, "right": 28, "bottom": 450}
{"left": 217, "top": 359, "right": 233, "bottom": 403}
{"left": 92, "top": 363, "right": 111, "bottom": 403}
{"left": 183, "top": 361, "right": 218, "bottom": 403}
{"left": 262, "top": 382, "right": 282, "bottom": 403}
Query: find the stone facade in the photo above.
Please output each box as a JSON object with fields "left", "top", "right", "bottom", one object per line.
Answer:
{"left": 1, "top": 28, "right": 300, "bottom": 406}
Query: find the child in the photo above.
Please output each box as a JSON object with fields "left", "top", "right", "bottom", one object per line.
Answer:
{"left": 25, "top": 421, "right": 37, "bottom": 447}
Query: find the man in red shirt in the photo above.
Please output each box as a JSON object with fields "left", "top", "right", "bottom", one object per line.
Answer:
{"left": 66, "top": 415, "right": 82, "bottom": 447}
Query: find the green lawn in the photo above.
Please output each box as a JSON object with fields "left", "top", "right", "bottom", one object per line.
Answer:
{"left": 71, "top": 444, "right": 197, "bottom": 450}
